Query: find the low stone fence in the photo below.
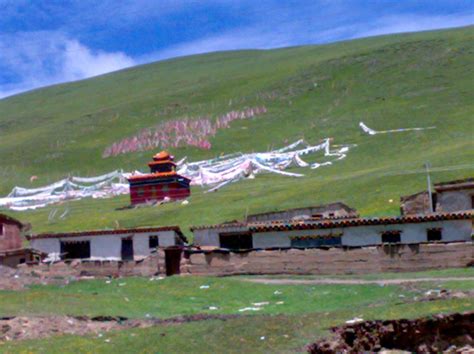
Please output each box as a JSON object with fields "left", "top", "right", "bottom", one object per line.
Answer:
{"left": 180, "top": 242, "right": 473, "bottom": 276}
{"left": 16, "top": 242, "right": 473, "bottom": 278}
{"left": 18, "top": 250, "right": 165, "bottom": 278}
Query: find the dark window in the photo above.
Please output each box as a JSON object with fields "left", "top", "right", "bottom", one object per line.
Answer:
{"left": 381, "top": 231, "right": 401, "bottom": 244}
{"left": 149, "top": 236, "right": 159, "bottom": 249}
{"left": 291, "top": 236, "right": 342, "bottom": 248}
{"left": 427, "top": 229, "right": 442, "bottom": 242}
{"left": 121, "top": 238, "right": 134, "bottom": 261}
{"left": 312, "top": 214, "right": 323, "bottom": 219}
{"left": 0, "top": 224, "right": 4, "bottom": 236}
{"left": 219, "top": 232, "right": 253, "bottom": 250}
{"left": 60, "top": 241, "right": 91, "bottom": 260}
{"left": 471, "top": 195, "right": 474, "bottom": 209}
{"left": 19, "top": 258, "right": 26, "bottom": 264}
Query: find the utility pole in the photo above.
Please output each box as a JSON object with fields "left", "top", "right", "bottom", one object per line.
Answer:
{"left": 424, "top": 162, "right": 434, "bottom": 213}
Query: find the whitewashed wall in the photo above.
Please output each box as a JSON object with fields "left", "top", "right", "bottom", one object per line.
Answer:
{"left": 31, "top": 230, "right": 181, "bottom": 261}
{"left": 250, "top": 219, "right": 472, "bottom": 248}
{"left": 30, "top": 238, "right": 60, "bottom": 254}
{"left": 193, "top": 226, "right": 248, "bottom": 246}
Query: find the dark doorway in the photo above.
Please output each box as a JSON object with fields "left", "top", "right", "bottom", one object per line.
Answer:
{"left": 165, "top": 247, "right": 182, "bottom": 276}
{"left": 121, "top": 238, "right": 134, "bottom": 261}
{"left": 60, "top": 241, "right": 91, "bottom": 260}
{"left": 219, "top": 232, "right": 253, "bottom": 250}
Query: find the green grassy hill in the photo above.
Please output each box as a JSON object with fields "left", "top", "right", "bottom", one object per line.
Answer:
{"left": 1, "top": 26, "right": 473, "bottom": 236}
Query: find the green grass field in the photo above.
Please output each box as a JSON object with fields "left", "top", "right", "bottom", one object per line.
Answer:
{"left": 0, "top": 26, "right": 473, "bottom": 236}
{"left": 1, "top": 269, "right": 473, "bottom": 353}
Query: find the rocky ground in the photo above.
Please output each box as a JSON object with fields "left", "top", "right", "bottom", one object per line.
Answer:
{"left": 0, "top": 265, "right": 73, "bottom": 290}
{"left": 307, "top": 311, "right": 474, "bottom": 353}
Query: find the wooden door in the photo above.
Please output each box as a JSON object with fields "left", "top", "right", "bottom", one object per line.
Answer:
{"left": 165, "top": 247, "right": 182, "bottom": 276}
{"left": 121, "top": 239, "right": 134, "bottom": 261}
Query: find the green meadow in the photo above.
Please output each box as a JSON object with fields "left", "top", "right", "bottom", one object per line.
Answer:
{"left": 0, "top": 26, "right": 473, "bottom": 236}
{"left": 1, "top": 269, "right": 473, "bottom": 353}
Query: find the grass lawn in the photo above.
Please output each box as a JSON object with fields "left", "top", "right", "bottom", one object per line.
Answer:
{"left": 0, "top": 269, "right": 473, "bottom": 353}
{"left": 1, "top": 298, "right": 473, "bottom": 353}
{"left": 0, "top": 276, "right": 408, "bottom": 318}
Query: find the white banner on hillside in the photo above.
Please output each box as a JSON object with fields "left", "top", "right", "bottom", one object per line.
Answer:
{"left": 0, "top": 139, "right": 355, "bottom": 210}
{"left": 359, "top": 122, "right": 436, "bottom": 135}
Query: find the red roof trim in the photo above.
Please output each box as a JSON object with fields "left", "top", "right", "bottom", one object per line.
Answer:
{"left": 249, "top": 211, "right": 473, "bottom": 233}
{"left": 148, "top": 160, "right": 176, "bottom": 166}
{"left": 28, "top": 226, "right": 187, "bottom": 243}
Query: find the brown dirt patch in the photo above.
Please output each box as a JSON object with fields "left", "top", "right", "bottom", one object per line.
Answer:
{"left": 0, "top": 314, "right": 241, "bottom": 342}
{"left": 0, "top": 265, "right": 74, "bottom": 290}
{"left": 307, "top": 311, "right": 474, "bottom": 353}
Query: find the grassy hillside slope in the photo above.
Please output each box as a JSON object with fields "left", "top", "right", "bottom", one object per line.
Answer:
{"left": 0, "top": 27, "right": 473, "bottom": 235}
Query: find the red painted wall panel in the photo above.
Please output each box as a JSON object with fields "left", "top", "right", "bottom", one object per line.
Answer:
{"left": 129, "top": 182, "right": 190, "bottom": 205}
{"left": 0, "top": 223, "right": 22, "bottom": 252}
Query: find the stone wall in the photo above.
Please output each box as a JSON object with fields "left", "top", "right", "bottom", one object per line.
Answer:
{"left": 16, "top": 242, "right": 473, "bottom": 278}
{"left": 246, "top": 203, "right": 357, "bottom": 222}
{"left": 437, "top": 190, "right": 473, "bottom": 212}
{"left": 180, "top": 242, "right": 473, "bottom": 276}
{"left": 19, "top": 250, "right": 165, "bottom": 278}
{"left": 400, "top": 191, "right": 432, "bottom": 215}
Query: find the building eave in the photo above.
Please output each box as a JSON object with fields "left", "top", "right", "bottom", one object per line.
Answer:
{"left": 28, "top": 225, "right": 187, "bottom": 243}
{"left": 249, "top": 211, "right": 473, "bottom": 233}
{"left": 0, "top": 213, "right": 24, "bottom": 229}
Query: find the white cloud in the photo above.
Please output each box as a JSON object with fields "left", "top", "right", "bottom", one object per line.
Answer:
{"left": 1, "top": 9, "right": 472, "bottom": 99}
{"left": 0, "top": 32, "right": 135, "bottom": 99}
{"left": 144, "top": 27, "right": 292, "bottom": 62}
{"left": 141, "top": 13, "right": 473, "bottom": 63}
{"left": 352, "top": 13, "right": 474, "bottom": 39}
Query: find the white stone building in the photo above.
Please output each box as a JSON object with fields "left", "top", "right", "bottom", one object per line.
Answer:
{"left": 191, "top": 212, "right": 473, "bottom": 250}
{"left": 401, "top": 178, "right": 473, "bottom": 215}
{"left": 28, "top": 226, "right": 186, "bottom": 261}
{"left": 435, "top": 178, "right": 474, "bottom": 212}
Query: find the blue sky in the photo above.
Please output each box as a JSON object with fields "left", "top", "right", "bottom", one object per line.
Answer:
{"left": 0, "top": 0, "right": 473, "bottom": 98}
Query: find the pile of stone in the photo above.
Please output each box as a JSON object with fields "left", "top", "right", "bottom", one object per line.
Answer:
{"left": 307, "top": 311, "right": 473, "bottom": 353}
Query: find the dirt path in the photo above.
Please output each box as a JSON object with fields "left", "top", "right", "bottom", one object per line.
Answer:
{"left": 240, "top": 276, "right": 474, "bottom": 285}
